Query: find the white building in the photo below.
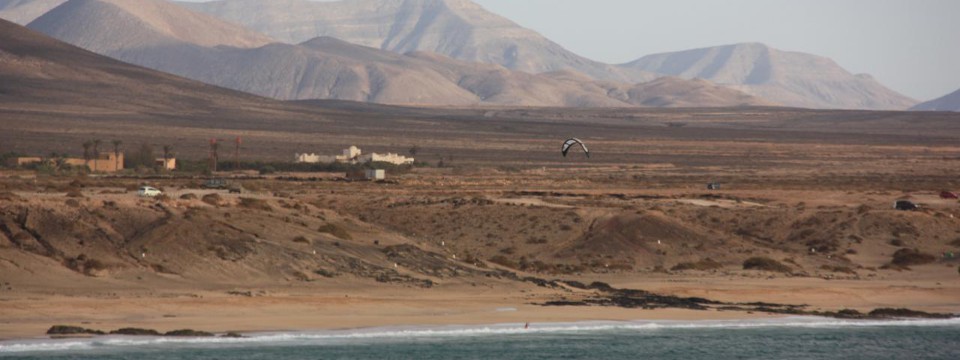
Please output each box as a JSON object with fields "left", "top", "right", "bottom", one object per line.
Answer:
{"left": 296, "top": 146, "right": 414, "bottom": 166}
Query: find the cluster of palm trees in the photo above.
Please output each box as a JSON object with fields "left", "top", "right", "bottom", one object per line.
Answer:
{"left": 81, "top": 139, "right": 101, "bottom": 171}
{"left": 79, "top": 140, "right": 173, "bottom": 172}
{"left": 80, "top": 139, "right": 124, "bottom": 172}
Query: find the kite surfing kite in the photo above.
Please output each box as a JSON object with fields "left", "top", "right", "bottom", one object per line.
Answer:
{"left": 561, "top": 138, "right": 590, "bottom": 158}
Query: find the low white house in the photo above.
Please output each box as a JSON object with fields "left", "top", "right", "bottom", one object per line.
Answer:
{"left": 296, "top": 146, "right": 414, "bottom": 165}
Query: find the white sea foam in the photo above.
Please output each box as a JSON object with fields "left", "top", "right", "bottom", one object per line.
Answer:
{"left": 2, "top": 317, "right": 958, "bottom": 354}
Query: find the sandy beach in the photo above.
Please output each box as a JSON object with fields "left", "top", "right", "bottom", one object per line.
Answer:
{"left": 2, "top": 269, "right": 958, "bottom": 340}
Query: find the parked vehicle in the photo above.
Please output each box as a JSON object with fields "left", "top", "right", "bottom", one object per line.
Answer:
{"left": 138, "top": 186, "right": 162, "bottom": 197}
{"left": 940, "top": 191, "right": 958, "bottom": 199}
{"left": 894, "top": 200, "right": 918, "bottom": 211}
{"left": 202, "top": 178, "right": 228, "bottom": 189}
{"left": 228, "top": 184, "right": 243, "bottom": 194}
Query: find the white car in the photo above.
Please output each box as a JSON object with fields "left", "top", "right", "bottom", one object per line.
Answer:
{"left": 138, "top": 186, "right": 162, "bottom": 197}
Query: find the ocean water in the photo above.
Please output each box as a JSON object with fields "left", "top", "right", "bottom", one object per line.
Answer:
{"left": 1, "top": 317, "right": 959, "bottom": 359}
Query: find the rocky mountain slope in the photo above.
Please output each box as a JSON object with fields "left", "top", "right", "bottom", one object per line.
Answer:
{"left": 27, "top": 0, "right": 273, "bottom": 52}
{"left": 182, "top": 1, "right": 915, "bottom": 110}
{"left": 23, "top": 0, "right": 768, "bottom": 107}
{"left": 0, "top": 17, "right": 285, "bottom": 114}
{"left": 180, "top": 0, "right": 654, "bottom": 83}
{"left": 5, "top": 0, "right": 912, "bottom": 109}
{"left": 912, "top": 88, "right": 960, "bottom": 112}
{"left": 0, "top": 0, "right": 64, "bottom": 24}
{"left": 621, "top": 43, "right": 917, "bottom": 110}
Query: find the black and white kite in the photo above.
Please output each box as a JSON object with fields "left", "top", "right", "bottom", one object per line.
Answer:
{"left": 561, "top": 138, "right": 590, "bottom": 158}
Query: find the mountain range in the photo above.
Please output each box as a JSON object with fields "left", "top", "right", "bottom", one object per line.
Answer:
{"left": 0, "top": 16, "right": 297, "bottom": 119}
{"left": 179, "top": 0, "right": 919, "bottom": 110}
{"left": 180, "top": 0, "right": 655, "bottom": 84}
{"left": 911, "top": 88, "right": 960, "bottom": 112}
{"left": 622, "top": 43, "right": 917, "bottom": 110}
{"left": 0, "top": 0, "right": 63, "bottom": 24}
{"left": 17, "top": 0, "right": 770, "bottom": 107}
{"left": 0, "top": 0, "right": 929, "bottom": 110}
{"left": 27, "top": 0, "right": 272, "bottom": 51}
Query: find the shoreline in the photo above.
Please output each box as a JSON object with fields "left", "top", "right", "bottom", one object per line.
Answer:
{"left": 3, "top": 316, "right": 960, "bottom": 353}
{"left": 1, "top": 291, "right": 957, "bottom": 343}
{"left": 2, "top": 273, "right": 958, "bottom": 342}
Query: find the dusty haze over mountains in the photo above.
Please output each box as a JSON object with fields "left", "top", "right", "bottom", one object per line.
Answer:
{"left": 0, "top": 17, "right": 301, "bottom": 120}
{"left": 14, "top": 0, "right": 771, "bottom": 107}
{"left": 28, "top": 0, "right": 272, "bottom": 51}
{"left": 623, "top": 43, "right": 918, "bottom": 110}
{"left": 912, "top": 88, "right": 960, "bottom": 112}
{"left": 0, "top": 0, "right": 63, "bottom": 24}
{"left": 179, "top": 0, "right": 655, "bottom": 84}
{"left": 0, "top": 0, "right": 951, "bottom": 110}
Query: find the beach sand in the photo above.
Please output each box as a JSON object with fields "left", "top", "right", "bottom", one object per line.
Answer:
{"left": 2, "top": 270, "right": 957, "bottom": 340}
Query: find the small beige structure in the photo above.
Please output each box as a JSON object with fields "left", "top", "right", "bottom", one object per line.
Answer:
{"left": 296, "top": 146, "right": 413, "bottom": 165}
{"left": 155, "top": 158, "right": 176, "bottom": 170}
{"left": 346, "top": 169, "right": 386, "bottom": 181}
{"left": 366, "top": 169, "right": 385, "bottom": 180}
{"left": 14, "top": 157, "right": 42, "bottom": 167}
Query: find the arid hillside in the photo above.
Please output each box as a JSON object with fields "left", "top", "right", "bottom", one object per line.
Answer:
{"left": 1, "top": 166, "right": 959, "bottom": 294}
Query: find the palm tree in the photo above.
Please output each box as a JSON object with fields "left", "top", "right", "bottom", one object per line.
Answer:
{"left": 162, "top": 145, "right": 173, "bottom": 171}
{"left": 112, "top": 140, "right": 122, "bottom": 171}
{"left": 81, "top": 141, "right": 93, "bottom": 171}
{"left": 211, "top": 142, "right": 220, "bottom": 172}
{"left": 92, "top": 139, "right": 102, "bottom": 172}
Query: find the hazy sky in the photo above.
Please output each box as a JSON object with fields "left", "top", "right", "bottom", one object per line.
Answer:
{"left": 181, "top": 0, "right": 960, "bottom": 101}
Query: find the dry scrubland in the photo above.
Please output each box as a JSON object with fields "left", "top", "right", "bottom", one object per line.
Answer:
{"left": 2, "top": 106, "right": 960, "bottom": 338}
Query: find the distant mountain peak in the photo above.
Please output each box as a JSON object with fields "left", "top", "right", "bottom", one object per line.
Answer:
{"left": 0, "top": 0, "right": 66, "bottom": 25}
{"left": 28, "top": 0, "right": 273, "bottom": 53}
{"left": 622, "top": 43, "right": 916, "bottom": 110}
{"left": 181, "top": 0, "right": 655, "bottom": 83}
{"left": 911, "top": 88, "right": 960, "bottom": 112}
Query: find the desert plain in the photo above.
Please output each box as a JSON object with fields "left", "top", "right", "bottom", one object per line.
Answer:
{"left": 2, "top": 104, "right": 960, "bottom": 340}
